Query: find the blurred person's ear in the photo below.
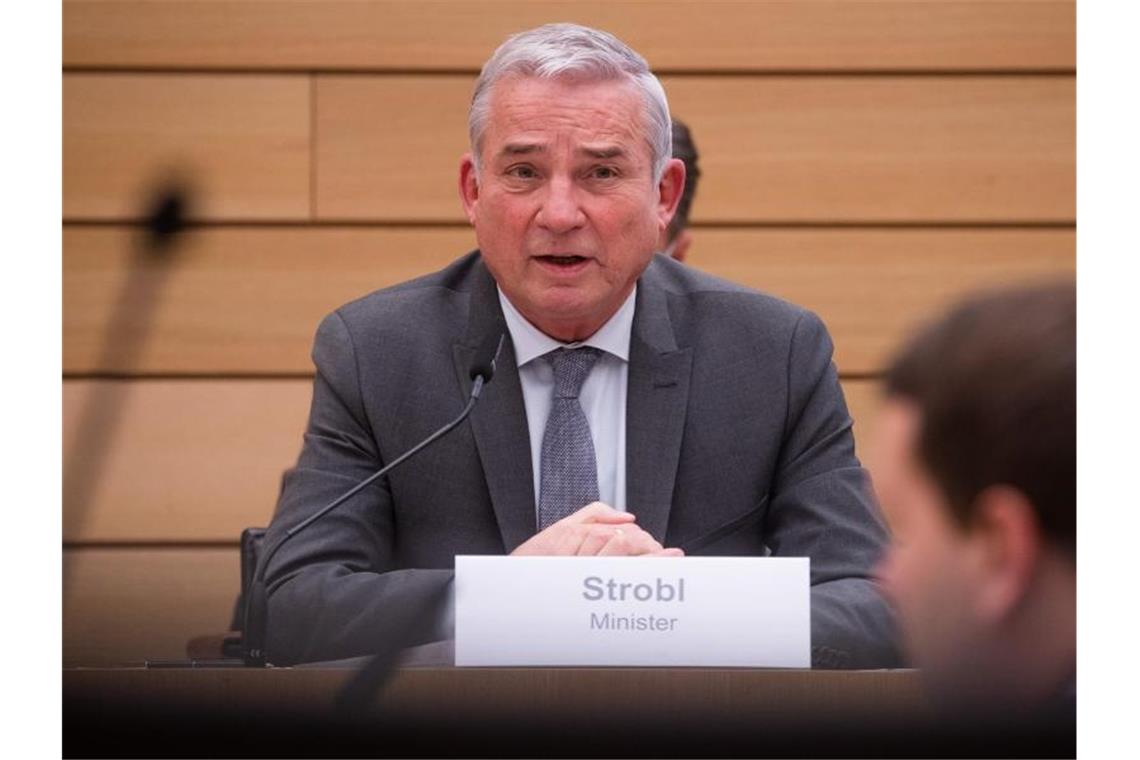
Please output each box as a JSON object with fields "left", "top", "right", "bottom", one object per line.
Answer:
{"left": 969, "top": 486, "right": 1042, "bottom": 624}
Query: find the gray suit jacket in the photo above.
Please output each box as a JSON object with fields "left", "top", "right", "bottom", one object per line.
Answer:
{"left": 264, "top": 252, "right": 899, "bottom": 668}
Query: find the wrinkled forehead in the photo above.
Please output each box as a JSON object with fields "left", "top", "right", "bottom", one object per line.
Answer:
{"left": 481, "top": 74, "right": 651, "bottom": 159}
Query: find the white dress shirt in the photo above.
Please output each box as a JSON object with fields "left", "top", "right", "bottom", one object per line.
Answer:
{"left": 497, "top": 286, "right": 635, "bottom": 517}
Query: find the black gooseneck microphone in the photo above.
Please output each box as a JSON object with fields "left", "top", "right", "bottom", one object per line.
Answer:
{"left": 242, "top": 333, "right": 506, "bottom": 667}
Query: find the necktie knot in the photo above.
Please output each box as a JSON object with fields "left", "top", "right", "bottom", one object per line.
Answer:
{"left": 548, "top": 347, "right": 602, "bottom": 399}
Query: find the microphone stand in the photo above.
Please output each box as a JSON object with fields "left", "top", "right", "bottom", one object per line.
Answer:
{"left": 243, "top": 335, "right": 505, "bottom": 667}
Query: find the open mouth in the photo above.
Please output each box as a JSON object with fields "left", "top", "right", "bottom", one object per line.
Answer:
{"left": 536, "top": 255, "right": 589, "bottom": 267}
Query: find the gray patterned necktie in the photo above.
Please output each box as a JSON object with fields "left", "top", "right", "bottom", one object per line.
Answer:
{"left": 538, "top": 347, "right": 603, "bottom": 530}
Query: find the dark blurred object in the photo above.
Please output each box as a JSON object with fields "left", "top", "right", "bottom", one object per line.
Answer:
{"left": 143, "top": 182, "right": 192, "bottom": 251}
{"left": 64, "top": 177, "right": 196, "bottom": 567}
{"left": 334, "top": 580, "right": 453, "bottom": 713}
{"left": 236, "top": 527, "right": 267, "bottom": 650}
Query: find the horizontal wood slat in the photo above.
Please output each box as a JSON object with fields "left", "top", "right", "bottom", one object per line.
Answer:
{"left": 64, "top": 73, "right": 311, "bottom": 220}
{"left": 63, "top": 548, "right": 239, "bottom": 666}
{"left": 63, "top": 378, "right": 882, "bottom": 543}
{"left": 63, "top": 226, "right": 1074, "bottom": 376}
{"left": 315, "top": 74, "right": 1074, "bottom": 223}
{"left": 64, "top": 1, "right": 1075, "bottom": 72}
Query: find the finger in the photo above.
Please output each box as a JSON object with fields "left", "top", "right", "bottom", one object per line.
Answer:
{"left": 620, "top": 527, "right": 666, "bottom": 555}
{"left": 597, "top": 528, "right": 631, "bottom": 556}
{"left": 596, "top": 526, "right": 665, "bottom": 556}
{"left": 560, "top": 522, "right": 626, "bottom": 555}
{"left": 556, "top": 523, "right": 595, "bottom": 555}
{"left": 595, "top": 522, "right": 663, "bottom": 554}
{"left": 648, "top": 548, "right": 685, "bottom": 557}
{"left": 565, "top": 502, "right": 637, "bottom": 525}
{"left": 576, "top": 524, "right": 619, "bottom": 556}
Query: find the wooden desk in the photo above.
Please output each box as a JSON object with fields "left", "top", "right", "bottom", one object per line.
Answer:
{"left": 65, "top": 665, "right": 927, "bottom": 719}
{"left": 61, "top": 665, "right": 955, "bottom": 758}
{"left": 64, "top": 665, "right": 1071, "bottom": 758}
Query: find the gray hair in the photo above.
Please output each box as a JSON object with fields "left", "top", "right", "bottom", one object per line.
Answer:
{"left": 468, "top": 23, "right": 673, "bottom": 182}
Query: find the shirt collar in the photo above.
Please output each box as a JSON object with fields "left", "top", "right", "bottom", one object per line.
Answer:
{"left": 497, "top": 286, "right": 636, "bottom": 367}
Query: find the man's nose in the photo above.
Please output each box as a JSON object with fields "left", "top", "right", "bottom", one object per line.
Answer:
{"left": 536, "top": 176, "right": 585, "bottom": 234}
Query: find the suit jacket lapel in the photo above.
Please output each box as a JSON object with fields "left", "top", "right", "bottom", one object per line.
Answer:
{"left": 626, "top": 264, "right": 693, "bottom": 543}
{"left": 452, "top": 262, "right": 537, "bottom": 552}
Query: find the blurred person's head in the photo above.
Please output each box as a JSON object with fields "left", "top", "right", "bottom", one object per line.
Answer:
{"left": 870, "top": 282, "right": 1075, "bottom": 711}
{"left": 659, "top": 118, "right": 701, "bottom": 262}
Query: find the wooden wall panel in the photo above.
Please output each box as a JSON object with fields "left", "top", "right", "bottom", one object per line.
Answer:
{"left": 64, "top": 226, "right": 1074, "bottom": 376}
{"left": 64, "top": 376, "right": 879, "bottom": 544}
{"left": 315, "top": 76, "right": 471, "bottom": 221}
{"left": 63, "top": 548, "right": 238, "bottom": 666}
{"left": 64, "top": 1, "right": 1075, "bottom": 72}
{"left": 693, "top": 227, "right": 1075, "bottom": 372}
{"left": 63, "top": 73, "right": 311, "bottom": 220}
{"left": 314, "top": 75, "right": 1074, "bottom": 223}
{"left": 63, "top": 380, "right": 311, "bottom": 543}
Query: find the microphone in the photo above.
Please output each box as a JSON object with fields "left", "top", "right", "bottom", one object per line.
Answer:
{"left": 242, "top": 333, "right": 506, "bottom": 666}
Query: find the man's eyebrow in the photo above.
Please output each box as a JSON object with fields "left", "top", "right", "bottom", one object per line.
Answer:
{"left": 580, "top": 145, "right": 626, "bottom": 160}
{"left": 499, "top": 142, "right": 545, "bottom": 157}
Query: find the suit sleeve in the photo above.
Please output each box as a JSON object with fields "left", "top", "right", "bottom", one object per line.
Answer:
{"left": 764, "top": 310, "right": 902, "bottom": 668}
{"left": 261, "top": 310, "right": 453, "bottom": 665}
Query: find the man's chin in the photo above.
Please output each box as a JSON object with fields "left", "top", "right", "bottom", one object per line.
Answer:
{"left": 523, "top": 295, "right": 610, "bottom": 341}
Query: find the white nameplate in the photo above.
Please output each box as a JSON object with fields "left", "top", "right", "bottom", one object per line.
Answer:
{"left": 455, "top": 556, "right": 810, "bottom": 667}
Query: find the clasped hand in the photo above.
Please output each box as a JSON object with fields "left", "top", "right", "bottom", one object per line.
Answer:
{"left": 510, "top": 502, "right": 685, "bottom": 557}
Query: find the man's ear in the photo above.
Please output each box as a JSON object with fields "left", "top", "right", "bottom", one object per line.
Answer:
{"left": 656, "top": 157, "right": 686, "bottom": 232}
{"left": 969, "top": 486, "right": 1042, "bottom": 624}
{"left": 458, "top": 153, "right": 480, "bottom": 224}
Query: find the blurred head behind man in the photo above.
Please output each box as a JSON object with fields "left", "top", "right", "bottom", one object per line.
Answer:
{"left": 871, "top": 282, "right": 1075, "bottom": 714}
{"left": 661, "top": 118, "right": 701, "bottom": 261}
{"left": 458, "top": 23, "right": 686, "bottom": 343}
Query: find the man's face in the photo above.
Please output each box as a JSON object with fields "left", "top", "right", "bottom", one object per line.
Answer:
{"left": 459, "top": 76, "right": 683, "bottom": 341}
{"left": 870, "top": 400, "right": 990, "bottom": 697}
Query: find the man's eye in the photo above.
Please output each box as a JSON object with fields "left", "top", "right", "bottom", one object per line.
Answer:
{"left": 590, "top": 166, "right": 619, "bottom": 180}
{"left": 506, "top": 165, "right": 539, "bottom": 180}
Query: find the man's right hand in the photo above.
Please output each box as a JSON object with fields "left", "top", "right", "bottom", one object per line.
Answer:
{"left": 510, "top": 502, "right": 684, "bottom": 557}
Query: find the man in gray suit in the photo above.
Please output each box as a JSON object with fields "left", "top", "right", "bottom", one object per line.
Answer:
{"left": 263, "top": 23, "right": 897, "bottom": 668}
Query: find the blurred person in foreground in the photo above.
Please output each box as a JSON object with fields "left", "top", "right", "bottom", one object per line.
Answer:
{"left": 871, "top": 282, "right": 1075, "bottom": 726}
